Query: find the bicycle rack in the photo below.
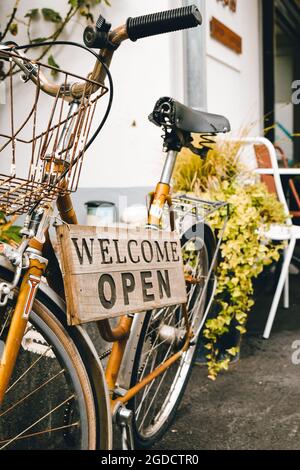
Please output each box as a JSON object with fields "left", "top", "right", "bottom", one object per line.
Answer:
{"left": 166, "top": 194, "right": 229, "bottom": 235}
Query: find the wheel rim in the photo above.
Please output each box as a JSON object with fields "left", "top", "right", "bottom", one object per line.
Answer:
{"left": 133, "top": 236, "right": 209, "bottom": 440}
{"left": 0, "top": 308, "right": 90, "bottom": 450}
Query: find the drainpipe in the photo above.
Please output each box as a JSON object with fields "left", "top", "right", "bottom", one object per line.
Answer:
{"left": 183, "top": 0, "right": 207, "bottom": 110}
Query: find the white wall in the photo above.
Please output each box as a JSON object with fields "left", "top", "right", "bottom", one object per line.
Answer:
{"left": 0, "top": 0, "right": 184, "bottom": 189}
{"left": 205, "top": 0, "right": 262, "bottom": 135}
{"left": 0, "top": 0, "right": 263, "bottom": 191}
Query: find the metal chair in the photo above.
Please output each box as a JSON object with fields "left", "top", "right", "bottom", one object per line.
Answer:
{"left": 229, "top": 137, "right": 300, "bottom": 339}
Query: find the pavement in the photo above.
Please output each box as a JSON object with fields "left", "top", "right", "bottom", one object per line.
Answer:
{"left": 153, "top": 263, "right": 300, "bottom": 451}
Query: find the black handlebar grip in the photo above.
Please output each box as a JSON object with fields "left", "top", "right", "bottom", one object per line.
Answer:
{"left": 126, "top": 5, "right": 202, "bottom": 42}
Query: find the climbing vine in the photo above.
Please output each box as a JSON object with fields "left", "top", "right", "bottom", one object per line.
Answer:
{"left": 0, "top": 0, "right": 111, "bottom": 78}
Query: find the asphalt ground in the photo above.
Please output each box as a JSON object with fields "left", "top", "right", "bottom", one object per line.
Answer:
{"left": 153, "top": 264, "right": 300, "bottom": 450}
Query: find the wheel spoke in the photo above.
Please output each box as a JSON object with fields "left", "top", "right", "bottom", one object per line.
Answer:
{"left": 6, "top": 344, "right": 54, "bottom": 394}
{"left": 0, "top": 422, "right": 79, "bottom": 445}
{"left": 137, "top": 367, "right": 169, "bottom": 431}
{"left": 0, "top": 394, "right": 74, "bottom": 450}
{"left": 136, "top": 339, "right": 174, "bottom": 421}
{"left": 0, "top": 369, "right": 65, "bottom": 418}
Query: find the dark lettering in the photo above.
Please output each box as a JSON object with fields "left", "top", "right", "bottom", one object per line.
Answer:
{"left": 141, "top": 271, "right": 155, "bottom": 302}
{"left": 98, "top": 274, "right": 116, "bottom": 309}
{"left": 141, "top": 240, "right": 154, "bottom": 263}
{"left": 99, "top": 239, "right": 112, "bottom": 264}
{"left": 154, "top": 241, "right": 170, "bottom": 263}
{"left": 157, "top": 270, "right": 171, "bottom": 299}
{"left": 128, "top": 240, "right": 140, "bottom": 264}
{"left": 121, "top": 272, "right": 135, "bottom": 305}
{"left": 113, "top": 239, "right": 127, "bottom": 264}
{"left": 170, "top": 242, "right": 180, "bottom": 262}
{"left": 71, "top": 238, "right": 94, "bottom": 265}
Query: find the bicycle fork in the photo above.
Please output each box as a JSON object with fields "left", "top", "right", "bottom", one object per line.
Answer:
{"left": 0, "top": 206, "right": 51, "bottom": 405}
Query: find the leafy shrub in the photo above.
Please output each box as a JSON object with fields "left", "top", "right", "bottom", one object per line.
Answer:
{"left": 174, "top": 139, "right": 286, "bottom": 379}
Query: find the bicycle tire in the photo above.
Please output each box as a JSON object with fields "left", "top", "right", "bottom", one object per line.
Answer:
{"left": 0, "top": 286, "right": 97, "bottom": 450}
{"left": 128, "top": 223, "right": 216, "bottom": 449}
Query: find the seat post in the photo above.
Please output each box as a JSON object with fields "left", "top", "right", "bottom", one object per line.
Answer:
{"left": 160, "top": 150, "right": 178, "bottom": 185}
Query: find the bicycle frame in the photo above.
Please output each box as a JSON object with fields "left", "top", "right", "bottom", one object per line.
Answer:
{"left": 57, "top": 150, "right": 193, "bottom": 413}
{"left": 0, "top": 15, "right": 206, "bottom": 435}
{"left": 0, "top": 143, "right": 194, "bottom": 412}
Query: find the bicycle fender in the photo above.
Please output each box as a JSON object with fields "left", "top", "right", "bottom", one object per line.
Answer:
{"left": 0, "top": 258, "right": 113, "bottom": 450}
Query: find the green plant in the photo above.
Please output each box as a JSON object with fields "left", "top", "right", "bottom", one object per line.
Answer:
{"left": 0, "top": 0, "right": 111, "bottom": 79}
{"left": 0, "top": 213, "right": 21, "bottom": 247}
{"left": 174, "top": 139, "right": 286, "bottom": 380}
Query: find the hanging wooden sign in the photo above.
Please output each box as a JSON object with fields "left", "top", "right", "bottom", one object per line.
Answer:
{"left": 57, "top": 225, "right": 187, "bottom": 325}
{"left": 210, "top": 17, "right": 242, "bottom": 54}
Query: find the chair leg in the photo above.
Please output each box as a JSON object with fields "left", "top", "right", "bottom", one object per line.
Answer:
{"left": 263, "top": 238, "right": 296, "bottom": 340}
{"left": 284, "top": 248, "right": 290, "bottom": 309}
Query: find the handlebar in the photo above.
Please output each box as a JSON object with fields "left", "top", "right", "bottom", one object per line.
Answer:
{"left": 126, "top": 5, "right": 202, "bottom": 42}
{"left": 3, "top": 5, "right": 202, "bottom": 100}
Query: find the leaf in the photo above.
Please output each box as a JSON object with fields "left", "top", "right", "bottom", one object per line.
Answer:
{"left": 68, "top": 0, "right": 86, "bottom": 7}
{"left": 25, "top": 9, "right": 39, "bottom": 20}
{"left": 79, "top": 7, "right": 94, "bottom": 21}
{"left": 48, "top": 55, "right": 60, "bottom": 77}
{"left": 42, "top": 8, "right": 62, "bottom": 23}
{"left": 227, "top": 347, "right": 239, "bottom": 357}
{"left": 9, "top": 23, "right": 18, "bottom": 36}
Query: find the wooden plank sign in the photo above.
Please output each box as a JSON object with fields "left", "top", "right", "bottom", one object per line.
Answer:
{"left": 56, "top": 225, "right": 187, "bottom": 325}
{"left": 210, "top": 17, "right": 242, "bottom": 54}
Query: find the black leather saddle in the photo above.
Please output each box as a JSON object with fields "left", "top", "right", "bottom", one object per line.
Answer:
{"left": 149, "top": 97, "right": 231, "bottom": 134}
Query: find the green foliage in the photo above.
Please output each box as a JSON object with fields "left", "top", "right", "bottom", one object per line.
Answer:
{"left": 48, "top": 54, "right": 60, "bottom": 77}
{"left": 25, "top": 9, "right": 39, "bottom": 20}
{"left": 174, "top": 139, "right": 286, "bottom": 380}
{"left": 41, "top": 8, "right": 62, "bottom": 24}
{"left": 9, "top": 23, "right": 18, "bottom": 36}
{"left": 0, "top": 213, "right": 21, "bottom": 247}
{"left": 0, "top": 0, "right": 112, "bottom": 81}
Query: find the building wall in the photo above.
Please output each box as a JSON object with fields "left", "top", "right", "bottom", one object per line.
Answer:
{"left": 0, "top": 0, "right": 184, "bottom": 191}
{"left": 0, "top": 0, "right": 263, "bottom": 222}
{"left": 205, "top": 0, "right": 262, "bottom": 135}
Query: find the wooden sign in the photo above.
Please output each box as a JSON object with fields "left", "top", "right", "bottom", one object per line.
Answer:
{"left": 210, "top": 17, "right": 242, "bottom": 54}
{"left": 57, "top": 225, "right": 187, "bottom": 325}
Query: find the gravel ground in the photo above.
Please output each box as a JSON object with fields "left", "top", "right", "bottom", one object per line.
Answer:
{"left": 153, "top": 268, "right": 300, "bottom": 451}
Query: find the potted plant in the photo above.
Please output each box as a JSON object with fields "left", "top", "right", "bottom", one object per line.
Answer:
{"left": 173, "top": 139, "right": 286, "bottom": 380}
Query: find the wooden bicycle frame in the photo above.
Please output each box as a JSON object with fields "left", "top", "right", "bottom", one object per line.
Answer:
{"left": 0, "top": 26, "right": 191, "bottom": 411}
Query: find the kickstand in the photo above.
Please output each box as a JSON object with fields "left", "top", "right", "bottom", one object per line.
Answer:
{"left": 116, "top": 406, "right": 135, "bottom": 450}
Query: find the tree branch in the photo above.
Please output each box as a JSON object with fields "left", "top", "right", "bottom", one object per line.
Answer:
{"left": 0, "top": 0, "right": 21, "bottom": 41}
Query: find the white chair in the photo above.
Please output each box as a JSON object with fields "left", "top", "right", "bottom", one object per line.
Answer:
{"left": 228, "top": 137, "right": 300, "bottom": 339}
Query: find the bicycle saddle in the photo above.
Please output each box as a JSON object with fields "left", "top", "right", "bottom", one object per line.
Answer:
{"left": 149, "top": 97, "right": 231, "bottom": 134}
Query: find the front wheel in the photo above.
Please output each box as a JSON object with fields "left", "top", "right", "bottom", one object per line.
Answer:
{"left": 0, "top": 295, "right": 97, "bottom": 450}
{"left": 128, "top": 223, "right": 216, "bottom": 449}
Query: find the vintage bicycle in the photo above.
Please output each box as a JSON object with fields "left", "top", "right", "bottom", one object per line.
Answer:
{"left": 0, "top": 6, "right": 230, "bottom": 450}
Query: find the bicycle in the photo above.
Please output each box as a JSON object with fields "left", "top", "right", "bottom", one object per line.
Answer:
{"left": 0, "top": 5, "right": 230, "bottom": 450}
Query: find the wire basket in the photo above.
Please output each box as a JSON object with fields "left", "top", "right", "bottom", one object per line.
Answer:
{"left": 0, "top": 47, "right": 108, "bottom": 215}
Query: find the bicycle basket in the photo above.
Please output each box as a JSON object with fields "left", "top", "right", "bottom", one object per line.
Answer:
{"left": 0, "top": 47, "right": 108, "bottom": 215}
